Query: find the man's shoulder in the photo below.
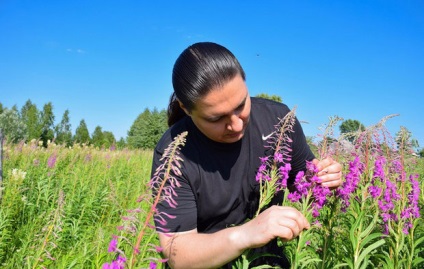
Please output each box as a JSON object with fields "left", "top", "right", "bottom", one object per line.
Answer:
{"left": 155, "top": 117, "right": 191, "bottom": 151}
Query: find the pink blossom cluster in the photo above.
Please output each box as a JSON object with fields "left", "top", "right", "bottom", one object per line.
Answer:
{"left": 336, "top": 156, "right": 364, "bottom": 212}
{"left": 288, "top": 161, "right": 332, "bottom": 218}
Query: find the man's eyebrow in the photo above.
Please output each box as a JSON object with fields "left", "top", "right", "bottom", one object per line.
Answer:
{"left": 205, "top": 94, "right": 248, "bottom": 120}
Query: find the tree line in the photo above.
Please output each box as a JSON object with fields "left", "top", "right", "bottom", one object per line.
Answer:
{"left": 1, "top": 98, "right": 422, "bottom": 156}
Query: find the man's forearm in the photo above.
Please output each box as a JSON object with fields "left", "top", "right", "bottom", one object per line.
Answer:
{"left": 160, "top": 226, "right": 247, "bottom": 269}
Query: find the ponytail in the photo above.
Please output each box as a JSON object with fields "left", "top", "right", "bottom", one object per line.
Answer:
{"left": 167, "top": 93, "right": 187, "bottom": 127}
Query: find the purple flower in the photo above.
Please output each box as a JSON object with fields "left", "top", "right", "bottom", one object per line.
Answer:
{"left": 337, "top": 156, "right": 364, "bottom": 211}
{"left": 287, "top": 192, "right": 301, "bottom": 202}
{"left": 102, "top": 256, "right": 126, "bottom": 269}
{"left": 373, "top": 156, "right": 386, "bottom": 181}
{"left": 402, "top": 222, "right": 413, "bottom": 235}
{"left": 108, "top": 238, "right": 118, "bottom": 253}
{"left": 47, "top": 154, "right": 57, "bottom": 168}
{"left": 278, "top": 163, "right": 291, "bottom": 189}
{"left": 274, "top": 152, "right": 283, "bottom": 163}
{"left": 149, "top": 262, "right": 157, "bottom": 269}
{"left": 368, "top": 186, "right": 382, "bottom": 198}
{"left": 306, "top": 161, "right": 319, "bottom": 173}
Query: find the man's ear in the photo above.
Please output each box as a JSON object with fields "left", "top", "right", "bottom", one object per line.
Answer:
{"left": 178, "top": 100, "right": 190, "bottom": 116}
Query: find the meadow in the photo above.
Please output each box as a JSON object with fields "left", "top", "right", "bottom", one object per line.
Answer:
{"left": 0, "top": 116, "right": 423, "bottom": 269}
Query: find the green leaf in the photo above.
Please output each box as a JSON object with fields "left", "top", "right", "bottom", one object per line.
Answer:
{"left": 414, "top": 235, "right": 424, "bottom": 248}
{"left": 356, "top": 239, "right": 385, "bottom": 267}
{"left": 359, "top": 232, "right": 384, "bottom": 252}
{"left": 412, "top": 257, "right": 424, "bottom": 267}
{"left": 359, "top": 211, "right": 379, "bottom": 239}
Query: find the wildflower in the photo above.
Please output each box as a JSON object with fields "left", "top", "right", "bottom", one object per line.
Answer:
{"left": 10, "top": 168, "right": 27, "bottom": 181}
{"left": 337, "top": 156, "right": 364, "bottom": 211}
{"left": 368, "top": 186, "right": 382, "bottom": 198}
{"left": 102, "top": 255, "right": 126, "bottom": 269}
{"left": 287, "top": 192, "right": 301, "bottom": 202}
{"left": 108, "top": 238, "right": 118, "bottom": 253}
{"left": 372, "top": 156, "right": 386, "bottom": 181}
{"left": 149, "top": 262, "right": 157, "bottom": 269}
{"left": 47, "top": 153, "right": 57, "bottom": 168}
{"left": 274, "top": 152, "right": 283, "bottom": 163}
{"left": 278, "top": 163, "right": 291, "bottom": 189}
{"left": 402, "top": 222, "right": 413, "bottom": 235}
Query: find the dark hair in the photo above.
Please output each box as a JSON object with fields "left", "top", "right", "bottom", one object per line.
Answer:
{"left": 167, "top": 42, "right": 246, "bottom": 126}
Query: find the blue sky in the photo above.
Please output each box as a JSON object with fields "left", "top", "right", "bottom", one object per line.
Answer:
{"left": 1, "top": 0, "right": 423, "bottom": 147}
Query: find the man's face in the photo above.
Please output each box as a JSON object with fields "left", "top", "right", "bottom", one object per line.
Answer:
{"left": 182, "top": 74, "right": 251, "bottom": 143}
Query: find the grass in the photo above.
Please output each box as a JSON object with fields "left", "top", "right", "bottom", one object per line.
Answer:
{"left": 0, "top": 140, "right": 156, "bottom": 268}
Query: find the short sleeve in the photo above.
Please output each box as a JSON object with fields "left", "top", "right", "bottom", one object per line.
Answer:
{"left": 151, "top": 146, "right": 198, "bottom": 233}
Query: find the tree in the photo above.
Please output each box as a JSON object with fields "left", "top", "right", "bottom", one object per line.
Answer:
{"left": 20, "top": 99, "right": 42, "bottom": 141}
{"left": 103, "top": 131, "right": 116, "bottom": 149}
{"left": 339, "top": 119, "right": 365, "bottom": 142}
{"left": 0, "top": 102, "right": 4, "bottom": 114}
{"left": 91, "top": 126, "right": 115, "bottom": 148}
{"left": 55, "top": 109, "right": 73, "bottom": 146}
{"left": 0, "top": 108, "right": 27, "bottom": 143}
{"left": 127, "top": 108, "right": 167, "bottom": 149}
{"left": 92, "top": 126, "right": 105, "bottom": 148}
{"left": 116, "top": 137, "right": 127, "bottom": 149}
{"left": 74, "top": 119, "right": 91, "bottom": 144}
{"left": 395, "top": 126, "right": 418, "bottom": 155}
{"left": 255, "top": 93, "right": 282, "bottom": 103}
{"left": 40, "top": 102, "right": 55, "bottom": 147}
{"left": 419, "top": 148, "right": 424, "bottom": 158}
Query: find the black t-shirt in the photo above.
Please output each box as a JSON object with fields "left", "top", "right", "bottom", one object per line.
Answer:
{"left": 151, "top": 97, "right": 315, "bottom": 267}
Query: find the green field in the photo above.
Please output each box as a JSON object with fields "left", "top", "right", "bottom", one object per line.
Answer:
{"left": 1, "top": 137, "right": 423, "bottom": 269}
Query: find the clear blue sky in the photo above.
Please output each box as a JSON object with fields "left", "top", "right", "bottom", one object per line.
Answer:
{"left": 1, "top": 0, "right": 423, "bottom": 148}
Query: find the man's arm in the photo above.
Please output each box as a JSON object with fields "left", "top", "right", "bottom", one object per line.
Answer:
{"left": 158, "top": 205, "right": 310, "bottom": 269}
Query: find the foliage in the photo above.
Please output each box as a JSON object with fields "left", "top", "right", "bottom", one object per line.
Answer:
{"left": 74, "top": 119, "right": 91, "bottom": 145}
{"left": 246, "top": 113, "right": 423, "bottom": 269}
{"left": 0, "top": 108, "right": 27, "bottom": 143}
{"left": 339, "top": 119, "right": 365, "bottom": 143}
{"left": 127, "top": 108, "right": 167, "bottom": 149}
{"left": 255, "top": 93, "right": 282, "bottom": 103}
{"left": 0, "top": 140, "right": 154, "bottom": 268}
{"left": 419, "top": 148, "right": 424, "bottom": 158}
{"left": 40, "top": 102, "right": 55, "bottom": 147}
{"left": 396, "top": 126, "right": 419, "bottom": 155}
{"left": 54, "top": 109, "right": 73, "bottom": 147}
{"left": 20, "top": 100, "right": 42, "bottom": 142}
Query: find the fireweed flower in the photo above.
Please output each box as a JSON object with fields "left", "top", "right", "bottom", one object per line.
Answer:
{"left": 103, "top": 132, "right": 188, "bottom": 268}
{"left": 288, "top": 161, "right": 331, "bottom": 217}
{"left": 255, "top": 110, "right": 297, "bottom": 215}
{"left": 47, "top": 153, "right": 57, "bottom": 168}
{"left": 102, "top": 255, "right": 126, "bottom": 269}
{"left": 400, "top": 173, "right": 421, "bottom": 234}
{"left": 108, "top": 238, "right": 118, "bottom": 253}
{"left": 337, "top": 156, "right": 364, "bottom": 212}
{"left": 278, "top": 163, "right": 291, "bottom": 190}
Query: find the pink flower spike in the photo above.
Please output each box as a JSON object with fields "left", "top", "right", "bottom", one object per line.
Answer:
{"left": 108, "top": 239, "right": 118, "bottom": 253}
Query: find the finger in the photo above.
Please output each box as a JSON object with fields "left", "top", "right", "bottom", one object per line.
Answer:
{"left": 277, "top": 218, "right": 301, "bottom": 239}
{"left": 320, "top": 171, "right": 343, "bottom": 188}
{"left": 317, "top": 161, "right": 342, "bottom": 177}
{"left": 278, "top": 206, "right": 310, "bottom": 230}
{"left": 315, "top": 156, "right": 334, "bottom": 171}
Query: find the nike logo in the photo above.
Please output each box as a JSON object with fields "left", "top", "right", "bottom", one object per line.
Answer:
{"left": 262, "top": 132, "right": 274, "bottom": 141}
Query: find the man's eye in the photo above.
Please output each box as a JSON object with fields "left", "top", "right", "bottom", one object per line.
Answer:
{"left": 208, "top": 117, "right": 221, "bottom": 122}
